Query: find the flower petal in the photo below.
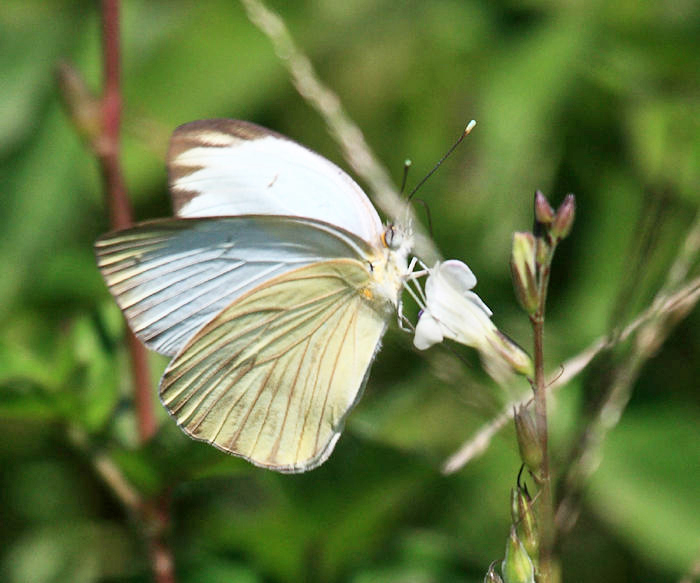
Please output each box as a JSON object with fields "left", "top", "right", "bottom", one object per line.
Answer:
{"left": 413, "top": 312, "right": 444, "bottom": 350}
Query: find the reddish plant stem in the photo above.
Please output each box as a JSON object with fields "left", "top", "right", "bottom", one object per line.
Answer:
{"left": 99, "top": 0, "right": 156, "bottom": 442}
{"left": 126, "top": 330, "right": 157, "bottom": 441}
{"left": 141, "top": 494, "right": 176, "bottom": 583}
{"left": 98, "top": 3, "right": 175, "bottom": 582}
{"left": 531, "top": 316, "right": 554, "bottom": 582}
{"left": 530, "top": 260, "right": 555, "bottom": 583}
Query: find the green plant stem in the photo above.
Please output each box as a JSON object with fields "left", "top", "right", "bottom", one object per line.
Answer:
{"left": 530, "top": 251, "right": 556, "bottom": 583}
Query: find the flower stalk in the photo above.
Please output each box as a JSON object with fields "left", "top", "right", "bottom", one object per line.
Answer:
{"left": 512, "top": 191, "right": 576, "bottom": 583}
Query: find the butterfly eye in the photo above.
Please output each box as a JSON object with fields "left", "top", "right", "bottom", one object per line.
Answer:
{"left": 382, "top": 225, "right": 403, "bottom": 250}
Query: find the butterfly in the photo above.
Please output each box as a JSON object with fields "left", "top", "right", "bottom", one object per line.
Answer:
{"left": 95, "top": 119, "right": 414, "bottom": 473}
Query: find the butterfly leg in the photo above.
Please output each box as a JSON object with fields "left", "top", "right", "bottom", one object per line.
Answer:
{"left": 397, "top": 256, "right": 432, "bottom": 333}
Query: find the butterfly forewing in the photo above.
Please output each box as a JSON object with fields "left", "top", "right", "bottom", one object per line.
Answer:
{"left": 95, "top": 216, "right": 374, "bottom": 356}
{"left": 167, "top": 119, "right": 383, "bottom": 243}
{"left": 160, "top": 259, "right": 388, "bottom": 472}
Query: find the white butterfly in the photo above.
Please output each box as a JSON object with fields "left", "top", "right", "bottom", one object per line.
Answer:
{"left": 96, "top": 119, "right": 413, "bottom": 473}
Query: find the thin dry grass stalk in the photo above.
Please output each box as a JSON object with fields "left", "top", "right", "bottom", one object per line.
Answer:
{"left": 239, "top": 0, "right": 440, "bottom": 263}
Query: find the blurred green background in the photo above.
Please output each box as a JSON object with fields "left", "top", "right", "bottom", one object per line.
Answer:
{"left": 1, "top": 1, "right": 699, "bottom": 581}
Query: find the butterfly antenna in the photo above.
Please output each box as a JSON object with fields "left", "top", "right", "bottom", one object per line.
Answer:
{"left": 400, "top": 159, "right": 412, "bottom": 195}
{"left": 407, "top": 120, "right": 476, "bottom": 202}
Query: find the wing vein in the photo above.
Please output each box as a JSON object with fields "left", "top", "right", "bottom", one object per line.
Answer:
{"left": 313, "top": 297, "right": 360, "bottom": 453}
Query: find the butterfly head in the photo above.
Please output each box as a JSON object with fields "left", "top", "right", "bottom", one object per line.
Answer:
{"left": 381, "top": 222, "right": 413, "bottom": 257}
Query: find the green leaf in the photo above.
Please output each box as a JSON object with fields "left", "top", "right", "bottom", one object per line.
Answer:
{"left": 588, "top": 406, "right": 700, "bottom": 574}
{"left": 1, "top": 522, "right": 137, "bottom": 583}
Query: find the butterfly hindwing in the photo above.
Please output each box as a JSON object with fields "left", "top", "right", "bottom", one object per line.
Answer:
{"left": 160, "top": 259, "right": 389, "bottom": 473}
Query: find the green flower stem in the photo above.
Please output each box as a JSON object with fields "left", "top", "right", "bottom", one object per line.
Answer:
{"left": 529, "top": 244, "right": 558, "bottom": 583}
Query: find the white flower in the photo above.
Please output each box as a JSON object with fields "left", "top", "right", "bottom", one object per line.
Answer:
{"left": 413, "top": 260, "right": 533, "bottom": 379}
{"left": 413, "top": 260, "right": 492, "bottom": 349}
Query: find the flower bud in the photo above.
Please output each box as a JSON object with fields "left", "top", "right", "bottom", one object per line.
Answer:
{"left": 534, "top": 190, "right": 555, "bottom": 225}
{"left": 484, "top": 562, "right": 504, "bottom": 583}
{"left": 511, "top": 487, "right": 539, "bottom": 559}
{"left": 514, "top": 405, "right": 543, "bottom": 476}
{"left": 502, "top": 527, "right": 535, "bottom": 583}
{"left": 551, "top": 194, "right": 576, "bottom": 241}
{"left": 510, "top": 232, "right": 538, "bottom": 314}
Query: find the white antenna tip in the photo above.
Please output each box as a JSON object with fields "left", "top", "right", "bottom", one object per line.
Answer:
{"left": 465, "top": 119, "right": 477, "bottom": 134}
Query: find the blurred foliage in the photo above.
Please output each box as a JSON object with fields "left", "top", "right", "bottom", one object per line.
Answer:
{"left": 1, "top": 1, "right": 699, "bottom": 582}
